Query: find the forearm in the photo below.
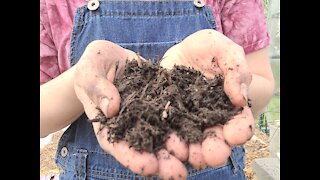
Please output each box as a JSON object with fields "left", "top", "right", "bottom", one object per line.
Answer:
{"left": 40, "top": 65, "right": 84, "bottom": 137}
{"left": 248, "top": 74, "right": 275, "bottom": 119}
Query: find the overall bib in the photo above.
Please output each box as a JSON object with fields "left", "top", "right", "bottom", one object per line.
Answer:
{"left": 56, "top": 1, "right": 247, "bottom": 179}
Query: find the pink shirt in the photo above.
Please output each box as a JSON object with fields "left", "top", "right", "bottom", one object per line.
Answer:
{"left": 40, "top": 0, "right": 270, "bottom": 84}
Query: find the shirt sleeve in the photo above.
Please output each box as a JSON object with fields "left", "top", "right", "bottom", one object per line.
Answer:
{"left": 40, "top": 17, "right": 59, "bottom": 84}
{"left": 220, "top": 0, "right": 271, "bottom": 54}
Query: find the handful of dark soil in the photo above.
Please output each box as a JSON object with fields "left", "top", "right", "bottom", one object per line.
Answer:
{"left": 93, "top": 60, "right": 240, "bottom": 153}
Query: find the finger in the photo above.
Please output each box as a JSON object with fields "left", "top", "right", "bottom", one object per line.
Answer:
{"left": 202, "top": 125, "right": 231, "bottom": 167}
{"left": 223, "top": 106, "right": 255, "bottom": 146}
{"left": 125, "top": 49, "right": 148, "bottom": 63}
{"left": 217, "top": 51, "right": 252, "bottom": 107}
{"left": 112, "top": 141, "right": 159, "bottom": 176}
{"left": 188, "top": 143, "right": 207, "bottom": 170}
{"left": 92, "top": 123, "right": 159, "bottom": 176}
{"left": 82, "top": 49, "right": 148, "bottom": 118}
{"left": 157, "top": 149, "right": 188, "bottom": 180}
{"left": 223, "top": 74, "right": 251, "bottom": 107}
{"left": 165, "top": 132, "right": 189, "bottom": 162}
{"left": 84, "top": 77, "right": 121, "bottom": 118}
{"left": 159, "top": 44, "right": 186, "bottom": 70}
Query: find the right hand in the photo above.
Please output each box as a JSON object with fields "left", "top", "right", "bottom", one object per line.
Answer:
{"left": 74, "top": 40, "right": 187, "bottom": 179}
{"left": 74, "top": 40, "right": 160, "bottom": 176}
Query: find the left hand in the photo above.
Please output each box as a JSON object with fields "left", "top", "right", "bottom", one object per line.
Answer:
{"left": 160, "top": 29, "right": 255, "bottom": 170}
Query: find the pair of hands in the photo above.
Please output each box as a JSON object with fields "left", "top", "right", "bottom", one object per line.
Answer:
{"left": 74, "top": 29, "right": 254, "bottom": 179}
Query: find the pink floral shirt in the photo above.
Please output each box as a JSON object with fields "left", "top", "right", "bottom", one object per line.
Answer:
{"left": 40, "top": 0, "right": 270, "bottom": 84}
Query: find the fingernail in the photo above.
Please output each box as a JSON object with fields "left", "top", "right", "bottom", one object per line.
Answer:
{"left": 99, "top": 97, "right": 110, "bottom": 117}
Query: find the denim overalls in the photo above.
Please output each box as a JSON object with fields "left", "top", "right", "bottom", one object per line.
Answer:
{"left": 56, "top": 1, "right": 247, "bottom": 179}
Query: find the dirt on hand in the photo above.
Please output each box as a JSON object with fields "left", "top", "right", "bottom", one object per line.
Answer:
{"left": 41, "top": 60, "right": 270, "bottom": 180}
{"left": 92, "top": 60, "right": 241, "bottom": 153}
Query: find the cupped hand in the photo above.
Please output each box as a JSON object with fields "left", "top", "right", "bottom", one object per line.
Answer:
{"left": 74, "top": 40, "right": 160, "bottom": 176}
{"left": 160, "top": 29, "right": 255, "bottom": 170}
{"left": 74, "top": 40, "right": 189, "bottom": 179}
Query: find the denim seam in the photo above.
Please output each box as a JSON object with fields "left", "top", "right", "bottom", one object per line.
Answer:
{"left": 79, "top": 2, "right": 206, "bottom": 16}
{"left": 118, "top": 41, "right": 179, "bottom": 45}
{"left": 90, "top": 11, "right": 202, "bottom": 17}
{"left": 88, "top": 171, "right": 132, "bottom": 179}
{"left": 87, "top": 169, "right": 157, "bottom": 179}
{"left": 187, "top": 164, "right": 232, "bottom": 177}
{"left": 70, "top": 8, "right": 85, "bottom": 66}
{"left": 204, "top": 6, "right": 216, "bottom": 29}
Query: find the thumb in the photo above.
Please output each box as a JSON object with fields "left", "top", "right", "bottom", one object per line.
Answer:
{"left": 223, "top": 80, "right": 249, "bottom": 107}
{"left": 74, "top": 77, "right": 121, "bottom": 120}
{"left": 89, "top": 77, "right": 121, "bottom": 118}
{"left": 160, "top": 44, "right": 187, "bottom": 70}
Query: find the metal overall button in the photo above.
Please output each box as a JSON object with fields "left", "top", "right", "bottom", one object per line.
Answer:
{"left": 193, "top": 0, "right": 205, "bottom": 8}
{"left": 87, "top": 0, "right": 100, "bottom": 11}
{"left": 60, "top": 147, "right": 68, "bottom": 157}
